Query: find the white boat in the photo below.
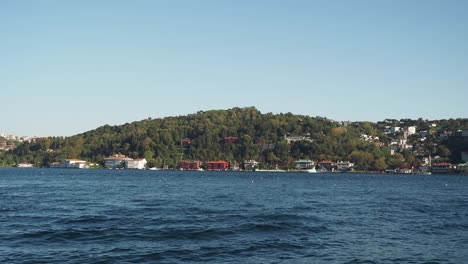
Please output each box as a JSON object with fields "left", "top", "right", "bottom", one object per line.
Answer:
{"left": 305, "top": 167, "right": 319, "bottom": 173}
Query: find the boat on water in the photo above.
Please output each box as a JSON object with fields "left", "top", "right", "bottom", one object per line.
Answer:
{"left": 305, "top": 167, "right": 321, "bottom": 173}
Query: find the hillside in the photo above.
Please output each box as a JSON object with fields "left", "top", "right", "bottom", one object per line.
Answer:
{"left": 1, "top": 107, "right": 467, "bottom": 170}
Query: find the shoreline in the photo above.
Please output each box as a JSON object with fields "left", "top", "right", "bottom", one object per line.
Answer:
{"left": 1, "top": 167, "right": 467, "bottom": 175}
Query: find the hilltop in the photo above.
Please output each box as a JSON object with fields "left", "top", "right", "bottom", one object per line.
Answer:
{"left": 1, "top": 107, "right": 467, "bottom": 170}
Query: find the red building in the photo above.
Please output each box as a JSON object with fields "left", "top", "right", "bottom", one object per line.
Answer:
{"left": 318, "top": 160, "right": 335, "bottom": 172}
{"left": 180, "top": 138, "right": 191, "bottom": 146}
{"left": 255, "top": 138, "right": 267, "bottom": 145}
{"left": 224, "top": 137, "right": 238, "bottom": 144}
{"left": 178, "top": 160, "right": 202, "bottom": 171}
{"left": 207, "top": 160, "right": 229, "bottom": 171}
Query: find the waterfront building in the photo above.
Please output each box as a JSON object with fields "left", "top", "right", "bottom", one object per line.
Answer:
{"left": 431, "top": 163, "right": 455, "bottom": 174}
{"left": 178, "top": 160, "right": 202, "bottom": 171}
{"left": 125, "top": 158, "right": 147, "bottom": 170}
{"left": 294, "top": 159, "right": 314, "bottom": 169}
{"left": 458, "top": 163, "right": 468, "bottom": 174}
{"left": 18, "top": 163, "right": 34, "bottom": 168}
{"left": 318, "top": 160, "right": 335, "bottom": 172}
{"left": 104, "top": 154, "right": 133, "bottom": 169}
{"left": 50, "top": 159, "right": 87, "bottom": 169}
{"left": 336, "top": 161, "right": 354, "bottom": 171}
{"left": 244, "top": 160, "right": 259, "bottom": 171}
{"left": 418, "top": 165, "right": 431, "bottom": 174}
{"left": 230, "top": 162, "right": 240, "bottom": 171}
{"left": 207, "top": 160, "right": 229, "bottom": 171}
{"left": 399, "top": 168, "right": 413, "bottom": 174}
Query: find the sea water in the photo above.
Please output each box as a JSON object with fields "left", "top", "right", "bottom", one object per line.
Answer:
{"left": 0, "top": 168, "right": 467, "bottom": 263}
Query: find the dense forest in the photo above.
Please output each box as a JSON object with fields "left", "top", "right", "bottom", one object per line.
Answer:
{"left": 1, "top": 107, "right": 467, "bottom": 170}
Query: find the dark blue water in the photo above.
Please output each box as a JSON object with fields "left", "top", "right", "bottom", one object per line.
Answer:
{"left": 0, "top": 168, "right": 467, "bottom": 263}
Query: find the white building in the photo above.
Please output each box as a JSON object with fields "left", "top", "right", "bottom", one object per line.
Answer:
{"left": 244, "top": 160, "right": 259, "bottom": 171}
{"left": 230, "top": 162, "right": 240, "bottom": 171}
{"left": 390, "top": 127, "right": 401, "bottom": 134}
{"left": 104, "top": 155, "right": 133, "bottom": 169}
{"left": 125, "top": 158, "right": 147, "bottom": 170}
{"left": 458, "top": 163, "right": 468, "bottom": 173}
{"left": 294, "top": 159, "right": 314, "bottom": 169}
{"left": 18, "top": 163, "right": 34, "bottom": 168}
{"left": 336, "top": 161, "right": 354, "bottom": 171}
{"left": 407, "top": 126, "right": 417, "bottom": 135}
{"left": 285, "top": 134, "right": 313, "bottom": 144}
{"left": 50, "top": 159, "right": 87, "bottom": 169}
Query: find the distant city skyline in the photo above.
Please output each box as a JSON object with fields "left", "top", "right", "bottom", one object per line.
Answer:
{"left": 1, "top": 0, "right": 467, "bottom": 136}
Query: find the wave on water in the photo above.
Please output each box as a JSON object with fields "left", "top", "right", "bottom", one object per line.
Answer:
{"left": 1, "top": 169, "right": 467, "bottom": 263}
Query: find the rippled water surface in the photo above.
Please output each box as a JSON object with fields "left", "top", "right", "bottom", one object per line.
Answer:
{"left": 0, "top": 168, "right": 467, "bottom": 263}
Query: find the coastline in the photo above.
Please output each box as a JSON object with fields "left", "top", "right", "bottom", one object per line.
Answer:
{"left": 1, "top": 167, "right": 467, "bottom": 175}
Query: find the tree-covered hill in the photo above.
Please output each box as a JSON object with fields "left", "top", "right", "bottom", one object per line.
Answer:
{"left": 1, "top": 107, "right": 467, "bottom": 170}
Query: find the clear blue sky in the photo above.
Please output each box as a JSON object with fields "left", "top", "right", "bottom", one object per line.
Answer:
{"left": 1, "top": 0, "right": 467, "bottom": 136}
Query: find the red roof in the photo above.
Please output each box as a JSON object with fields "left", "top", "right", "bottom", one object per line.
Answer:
{"left": 433, "top": 163, "right": 452, "bottom": 167}
{"left": 208, "top": 160, "right": 229, "bottom": 164}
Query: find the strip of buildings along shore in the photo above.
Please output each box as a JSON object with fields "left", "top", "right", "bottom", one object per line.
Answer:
{"left": 15, "top": 155, "right": 468, "bottom": 174}
{"left": 6, "top": 126, "right": 468, "bottom": 174}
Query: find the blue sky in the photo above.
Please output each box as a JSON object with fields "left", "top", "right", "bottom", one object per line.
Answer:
{"left": 1, "top": 0, "right": 467, "bottom": 136}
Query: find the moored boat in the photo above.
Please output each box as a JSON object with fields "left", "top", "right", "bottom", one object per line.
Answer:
{"left": 305, "top": 167, "right": 318, "bottom": 173}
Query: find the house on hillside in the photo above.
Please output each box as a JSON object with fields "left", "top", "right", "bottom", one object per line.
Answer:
{"left": 224, "top": 137, "right": 238, "bottom": 144}
{"left": 390, "top": 127, "right": 401, "bottom": 134}
{"left": 407, "top": 126, "right": 417, "bottom": 136}
{"left": 180, "top": 138, "right": 191, "bottom": 146}
{"left": 0, "top": 141, "right": 16, "bottom": 150}
{"left": 285, "top": 133, "right": 313, "bottom": 144}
